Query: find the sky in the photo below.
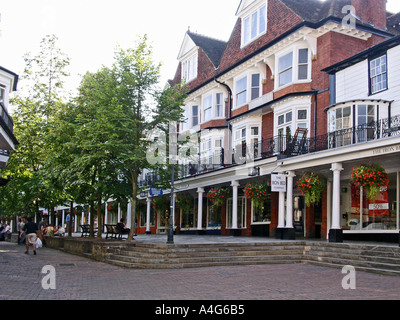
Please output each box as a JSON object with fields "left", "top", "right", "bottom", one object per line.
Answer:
{"left": 1, "top": 0, "right": 400, "bottom": 100}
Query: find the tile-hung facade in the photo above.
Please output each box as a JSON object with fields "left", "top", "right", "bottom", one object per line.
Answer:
{"left": 137, "top": 0, "right": 400, "bottom": 243}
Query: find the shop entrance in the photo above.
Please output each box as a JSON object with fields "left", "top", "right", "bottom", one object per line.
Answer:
{"left": 294, "top": 196, "right": 305, "bottom": 237}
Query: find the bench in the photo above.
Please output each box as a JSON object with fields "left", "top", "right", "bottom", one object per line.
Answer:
{"left": 80, "top": 225, "right": 97, "bottom": 238}
{"left": 105, "top": 224, "right": 129, "bottom": 240}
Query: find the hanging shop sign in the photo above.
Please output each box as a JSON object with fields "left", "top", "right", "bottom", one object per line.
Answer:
{"left": 271, "top": 174, "right": 287, "bottom": 192}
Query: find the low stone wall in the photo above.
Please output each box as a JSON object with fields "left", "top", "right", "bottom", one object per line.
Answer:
{"left": 44, "top": 236, "right": 136, "bottom": 263}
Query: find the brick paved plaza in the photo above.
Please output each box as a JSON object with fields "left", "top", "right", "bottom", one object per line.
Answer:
{"left": 1, "top": 240, "right": 400, "bottom": 302}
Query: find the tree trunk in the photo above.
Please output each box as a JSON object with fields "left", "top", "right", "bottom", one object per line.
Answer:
{"left": 96, "top": 190, "right": 103, "bottom": 239}
{"left": 128, "top": 171, "right": 138, "bottom": 241}
{"left": 89, "top": 201, "right": 95, "bottom": 238}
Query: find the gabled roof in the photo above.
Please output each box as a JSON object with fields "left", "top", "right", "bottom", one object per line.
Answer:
{"left": 186, "top": 31, "right": 227, "bottom": 68}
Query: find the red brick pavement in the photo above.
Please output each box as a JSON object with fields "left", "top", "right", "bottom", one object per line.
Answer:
{"left": 1, "top": 241, "right": 400, "bottom": 301}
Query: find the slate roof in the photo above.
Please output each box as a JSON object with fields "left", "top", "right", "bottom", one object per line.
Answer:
{"left": 280, "top": 0, "right": 400, "bottom": 35}
{"left": 187, "top": 31, "right": 227, "bottom": 67}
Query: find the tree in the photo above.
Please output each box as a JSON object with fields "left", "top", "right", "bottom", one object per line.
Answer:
{"left": 0, "top": 35, "right": 71, "bottom": 220}
{"left": 109, "top": 36, "right": 187, "bottom": 240}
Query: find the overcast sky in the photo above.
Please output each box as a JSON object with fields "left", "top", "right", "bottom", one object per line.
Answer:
{"left": 1, "top": 0, "right": 400, "bottom": 98}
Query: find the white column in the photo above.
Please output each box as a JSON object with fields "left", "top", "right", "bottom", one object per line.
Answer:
{"left": 126, "top": 200, "right": 132, "bottom": 229}
{"left": 286, "top": 171, "right": 296, "bottom": 229}
{"left": 278, "top": 192, "right": 286, "bottom": 228}
{"left": 146, "top": 198, "right": 151, "bottom": 234}
{"left": 326, "top": 180, "right": 332, "bottom": 238}
{"left": 104, "top": 202, "right": 108, "bottom": 232}
{"left": 81, "top": 210, "right": 85, "bottom": 225}
{"left": 331, "top": 163, "right": 343, "bottom": 230}
{"left": 197, "top": 188, "right": 204, "bottom": 230}
{"left": 231, "top": 181, "right": 240, "bottom": 229}
{"left": 118, "top": 203, "right": 122, "bottom": 222}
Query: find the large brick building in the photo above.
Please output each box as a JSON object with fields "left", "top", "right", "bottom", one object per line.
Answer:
{"left": 135, "top": 0, "right": 400, "bottom": 243}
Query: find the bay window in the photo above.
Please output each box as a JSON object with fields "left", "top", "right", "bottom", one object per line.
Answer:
{"left": 277, "top": 48, "right": 310, "bottom": 88}
{"left": 235, "top": 73, "right": 261, "bottom": 108}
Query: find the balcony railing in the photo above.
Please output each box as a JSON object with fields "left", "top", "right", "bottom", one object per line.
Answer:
{"left": 0, "top": 102, "right": 14, "bottom": 134}
{"left": 138, "top": 115, "right": 400, "bottom": 185}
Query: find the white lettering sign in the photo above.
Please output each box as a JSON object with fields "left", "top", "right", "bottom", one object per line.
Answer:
{"left": 271, "top": 174, "right": 287, "bottom": 192}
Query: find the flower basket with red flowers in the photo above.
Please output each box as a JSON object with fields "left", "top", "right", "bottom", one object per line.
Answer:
{"left": 351, "top": 164, "right": 389, "bottom": 201}
{"left": 175, "top": 193, "right": 193, "bottom": 214}
{"left": 298, "top": 172, "right": 326, "bottom": 207}
{"left": 207, "top": 188, "right": 230, "bottom": 209}
{"left": 244, "top": 183, "right": 270, "bottom": 209}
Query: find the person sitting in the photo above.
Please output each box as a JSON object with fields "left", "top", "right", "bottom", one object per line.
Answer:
{"left": 116, "top": 218, "right": 130, "bottom": 235}
{"left": 0, "top": 224, "right": 11, "bottom": 241}
{"left": 54, "top": 225, "right": 65, "bottom": 237}
{"left": 45, "top": 225, "right": 55, "bottom": 237}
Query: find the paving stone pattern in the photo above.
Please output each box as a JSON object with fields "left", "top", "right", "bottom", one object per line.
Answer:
{"left": 1, "top": 240, "right": 400, "bottom": 300}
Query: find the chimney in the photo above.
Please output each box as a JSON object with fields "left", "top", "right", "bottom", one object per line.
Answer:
{"left": 352, "top": 0, "right": 387, "bottom": 30}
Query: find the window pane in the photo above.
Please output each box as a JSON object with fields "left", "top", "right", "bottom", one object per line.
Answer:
{"left": 279, "top": 69, "right": 292, "bottom": 86}
{"left": 251, "top": 12, "right": 258, "bottom": 39}
{"left": 298, "top": 65, "right": 308, "bottom": 80}
{"left": 299, "top": 49, "right": 308, "bottom": 64}
{"left": 244, "top": 17, "right": 250, "bottom": 44}
{"left": 278, "top": 115, "right": 284, "bottom": 125}
{"left": 192, "top": 105, "right": 199, "bottom": 126}
{"left": 298, "top": 110, "right": 307, "bottom": 120}
{"left": 259, "top": 5, "right": 266, "bottom": 33}
{"left": 251, "top": 74, "right": 260, "bottom": 100}
{"left": 237, "top": 76, "right": 247, "bottom": 92}
{"left": 343, "top": 107, "right": 351, "bottom": 117}
{"left": 286, "top": 112, "right": 292, "bottom": 123}
{"left": 279, "top": 52, "right": 293, "bottom": 72}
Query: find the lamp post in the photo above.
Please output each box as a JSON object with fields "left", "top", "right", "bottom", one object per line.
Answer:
{"left": 167, "top": 162, "right": 175, "bottom": 244}
{"left": 167, "top": 121, "right": 177, "bottom": 244}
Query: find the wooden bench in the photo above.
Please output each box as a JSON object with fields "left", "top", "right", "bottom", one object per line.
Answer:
{"left": 80, "top": 225, "right": 97, "bottom": 238}
{"left": 105, "top": 224, "right": 129, "bottom": 240}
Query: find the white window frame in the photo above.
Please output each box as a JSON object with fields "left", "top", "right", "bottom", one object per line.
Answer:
{"left": 203, "top": 94, "right": 213, "bottom": 123}
{"left": 369, "top": 54, "right": 388, "bottom": 95}
{"left": 234, "top": 72, "right": 261, "bottom": 109}
{"left": 181, "top": 53, "right": 198, "bottom": 83}
{"left": 226, "top": 196, "right": 247, "bottom": 229}
{"left": 276, "top": 46, "right": 311, "bottom": 90}
{"left": 241, "top": 4, "right": 267, "bottom": 47}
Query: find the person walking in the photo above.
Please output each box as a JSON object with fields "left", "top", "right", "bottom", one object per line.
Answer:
{"left": 21, "top": 217, "right": 38, "bottom": 255}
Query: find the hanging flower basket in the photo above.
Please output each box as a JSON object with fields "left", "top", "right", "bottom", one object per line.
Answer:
{"left": 207, "top": 188, "right": 230, "bottom": 209}
{"left": 244, "top": 183, "right": 270, "bottom": 209}
{"left": 175, "top": 193, "right": 193, "bottom": 214}
{"left": 351, "top": 164, "right": 389, "bottom": 201}
{"left": 298, "top": 172, "right": 326, "bottom": 207}
{"left": 153, "top": 197, "right": 169, "bottom": 214}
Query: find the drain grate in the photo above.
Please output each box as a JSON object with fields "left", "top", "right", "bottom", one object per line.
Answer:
{"left": 58, "top": 263, "right": 76, "bottom": 267}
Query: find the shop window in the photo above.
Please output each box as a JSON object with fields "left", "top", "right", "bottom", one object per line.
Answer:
{"left": 227, "top": 197, "right": 246, "bottom": 228}
{"left": 341, "top": 172, "right": 398, "bottom": 231}
{"left": 252, "top": 197, "right": 271, "bottom": 223}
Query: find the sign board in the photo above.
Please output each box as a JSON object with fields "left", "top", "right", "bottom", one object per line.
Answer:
{"left": 271, "top": 174, "right": 287, "bottom": 192}
{"left": 149, "top": 187, "right": 163, "bottom": 197}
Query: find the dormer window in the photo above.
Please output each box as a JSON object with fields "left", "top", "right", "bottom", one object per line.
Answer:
{"left": 242, "top": 4, "right": 267, "bottom": 46}
{"left": 181, "top": 53, "right": 198, "bottom": 82}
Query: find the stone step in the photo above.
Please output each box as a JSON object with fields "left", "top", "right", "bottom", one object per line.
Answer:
{"left": 305, "top": 250, "right": 400, "bottom": 266}
{"left": 113, "top": 248, "right": 305, "bottom": 259}
{"left": 304, "top": 254, "right": 400, "bottom": 272}
{"left": 106, "top": 255, "right": 304, "bottom": 269}
{"left": 109, "top": 252, "right": 303, "bottom": 265}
